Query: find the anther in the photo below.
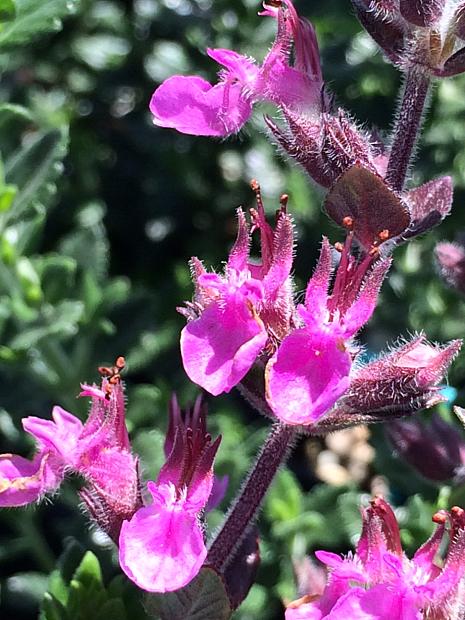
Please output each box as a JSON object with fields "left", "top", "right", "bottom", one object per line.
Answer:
{"left": 378, "top": 229, "right": 390, "bottom": 242}
{"left": 432, "top": 510, "right": 448, "bottom": 525}
{"left": 280, "top": 194, "right": 289, "bottom": 208}
{"left": 334, "top": 242, "right": 344, "bottom": 252}
{"left": 342, "top": 216, "right": 353, "bottom": 229}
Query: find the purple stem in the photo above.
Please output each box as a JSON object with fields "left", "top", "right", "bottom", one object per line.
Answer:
{"left": 207, "top": 422, "right": 295, "bottom": 572}
{"left": 385, "top": 67, "right": 431, "bottom": 192}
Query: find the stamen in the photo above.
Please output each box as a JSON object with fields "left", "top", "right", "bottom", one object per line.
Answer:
{"left": 342, "top": 216, "right": 353, "bottom": 229}
{"left": 432, "top": 510, "right": 448, "bottom": 525}
{"left": 378, "top": 229, "right": 390, "bottom": 242}
{"left": 98, "top": 356, "right": 126, "bottom": 399}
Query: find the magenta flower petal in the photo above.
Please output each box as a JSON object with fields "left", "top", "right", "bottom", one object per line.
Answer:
{"left": 340, "top": 258, "right": 391, "bottom": 338}
{"left": 119, "top": 483, "right": 206, "bottom": 593}
{"left": 304, "top": 237, "right": 332, "bottom": 325}
{"left": 206, "top": 474, "right": 229, "bottom": 511}
{"left": 181, "top": 300, "right": 267, "bottom": 395}
{"left": 285, "top": 603, "right": 324, "bottom": 619}
{"left": 266, "top": 331, "right": 351, "bottom": 425}
{"left": 22, "top": 406, "right": 83, "bottom": 461}
{"left": 0, "top": 452, "right": 63, "bottom": 506}
{"left": 150, "top": 75, "right": 253, "bottom": 137}
{"left": 206, "top": 48, "right": 258, "bottom": 83}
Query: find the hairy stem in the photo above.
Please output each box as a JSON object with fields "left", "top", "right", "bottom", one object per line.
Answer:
{"left": 207, "top": 422, "right": 295, "bottom": 572}
{"left": 385, "top": 67, "right": 431, "bottom": 192}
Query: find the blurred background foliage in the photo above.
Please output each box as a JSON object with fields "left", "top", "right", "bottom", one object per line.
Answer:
{"left": 0, "top": 0, "right": 465, "bottom": 618}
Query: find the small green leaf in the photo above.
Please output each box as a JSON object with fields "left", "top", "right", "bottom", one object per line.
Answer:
{"left": 72, "top": 551, "right": 103, "bottom": 588}
{"left": 146, "top": 568, "right": 232, "bottom": 620}
{"left": 0, "top": 184, "right": 17, "bottom": 211}
{"left": 0, "top": 0, "right": 79, "bottom": 49}
{"left": 40, "top": 593, "right": 69, "bottom": 620}
{"left": 265, "top": 468, "right": 302, "bottom": 522}
{"left": 0, "top": 0, "right": 16, "bottom": 24}
{"left": 5, "top": 129, "right": 68, "bottom": 221}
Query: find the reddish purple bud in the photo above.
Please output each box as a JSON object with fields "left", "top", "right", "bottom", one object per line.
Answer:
{"left": 386, "top": 414, "right": 465, "bottom": 482}
{"left": 402, "top": 176, "right": 453, "bottom": 241}
{"left": 399, "top": 0, "right": 444, "bottom": 27}
{"left": 454, "top": 3, "right": 465, "bottom": 40}
{"left": 311, "top": 336, "right": 461, "bottom": 433}
{"left": 267, "top": 109, "right": 387, "bottom": 190}
{"left": 324, "top": 165, "right": 410, "bottom": 252}
{"left": 350, "top": 0, "right": 406, "bottom": 63}
{"left": 435, "top": 240, "right": 465, "bottom": 294}
{"left": 220, "top": 525, "right": 260, "bottom": 610}
{"left": 435, "top": 45, "right": 465, "bottom": 77}
{"left": 386, "top": 413, "right": 465, "bottom": 482}
{"left": 345, "top": 336, "right": 461, "bottom": 414}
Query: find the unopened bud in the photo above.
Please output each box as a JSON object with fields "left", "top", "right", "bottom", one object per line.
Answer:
{"left": 435, "top": 240, "right": 465, "bottom": 294}
{"left": 386, "top": 413, "right": 465, "bottom": 482}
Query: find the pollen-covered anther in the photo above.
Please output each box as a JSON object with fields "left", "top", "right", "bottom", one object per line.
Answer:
{"left": 377, "top": 229, "right": 390, "bottom": 242}
{"left": 334, "top": 241, "right": 344, "bottom": 253}
{"left": 279, "top": 193, "right": 289, "bottom": 210}
{"left": 342, "top": 215, "right": 354, "bottom": 229}
{"left": 432, "top": 510, "right": 448, "bottom": 525}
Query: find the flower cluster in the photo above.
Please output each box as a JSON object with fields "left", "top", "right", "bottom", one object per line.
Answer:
{"left": 150, "top": 0, "right": 322, "bottom": 136}
{"left": 286, "top": 497, "right": 465, "bottom": 620}
{"left": 179, "top": 188, "right": 459, "bottom": 428}
{"left": 0, "top": 365, "right": 221, "bottom": 593}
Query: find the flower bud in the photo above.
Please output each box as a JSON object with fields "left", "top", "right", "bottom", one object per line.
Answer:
{"left": 435, "top": 240, "right": 465, "bottom": 294}
{"left": 386, "top": 413, "right": 465, "bottom": 482}
{"left": 311, "top": 336, "right": 461, "bottom": 433}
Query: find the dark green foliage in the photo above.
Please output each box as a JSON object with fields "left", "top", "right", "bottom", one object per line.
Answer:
{"left": 0, "top": 0, "right": 464, "bottom": 619}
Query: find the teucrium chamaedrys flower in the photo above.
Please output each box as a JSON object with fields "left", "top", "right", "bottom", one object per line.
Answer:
{"left": 118, "top": 395, "right": 221, "bottom": 593}
{"left": 179, "top": 192, "right": 294, "bottom": 397}
{"left": 265, "top": 235, "right": 390, "bottom": 425}
{"left": 0, "top": 358, "right": 140, "bottom": 540}
{"left": 149, "top": 0, "right": 322, "bottom": 136}
{"left": 286, "top": 498, "right": 465, "bottom": 620}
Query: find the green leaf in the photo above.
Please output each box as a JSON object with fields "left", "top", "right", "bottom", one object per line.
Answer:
{"left": 265, "top": 468, "right": 303, "bottom": 522}
{"left": 9, "top": 299, "right": 84, "bottom": 349}
{"left": 5, "top": 128, "right": 68, "bottom": 221}
{"left": 71, "top": 551, "right": 103, "bottom": 588}
{"left": 40, "top": 593, "right": 69, "bottom": 620}
{"left": 146, "top": 568, "right": 232, "bottom": 620}
{"left": 0, "top": 0, "right": 79, "bottom": 49}
{"left": 0, "top": 0, "right": 16, "bottom": 24}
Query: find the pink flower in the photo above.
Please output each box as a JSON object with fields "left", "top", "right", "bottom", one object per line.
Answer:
{"left": 118, "top": 395, "right": 221, "bottom": 592}
{"left": 0, "top": 361, "right": 140, "bottom": 540}
{"left": 265, "top": 235, "right": 390, "bottom": 425}
{"left": 286, "top": 498, "right": 465, "bottom": 620}
{"left": 179, "top": 193, "right": 294, "bottom": 396}
{"left": 150, "top": 0, "right": 322, "bottom": 136}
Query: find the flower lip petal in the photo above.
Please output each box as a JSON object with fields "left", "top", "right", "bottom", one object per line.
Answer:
{"left": 118, "top": 483, "right": 207, "bottom": 592}
{"left": 181, "top": 299, "right": 267, "bottom": 396}
{"left": 266, "top": 330, "right": 351, "bottom": 426}
{"left": 0, "top": 452, "right": 63, "bottom": 507}
{"left": 150, "top": 75, "right": 253, "bottom": 137}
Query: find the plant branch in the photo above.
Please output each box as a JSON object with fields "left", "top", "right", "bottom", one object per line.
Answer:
{"left": 207, "top": 422, "right": 295, "bottom": 573}
{"left": 385, "top": 67, "right": 431, "bottom": 192}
